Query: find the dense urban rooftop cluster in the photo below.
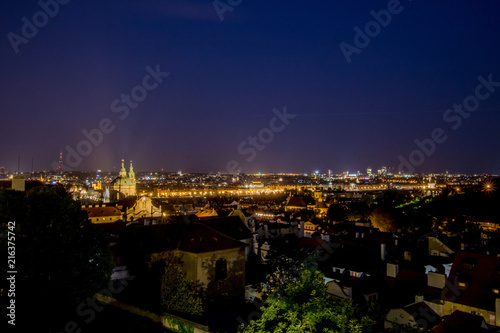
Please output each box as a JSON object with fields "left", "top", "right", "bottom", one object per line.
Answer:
{"left": 1, "top": 167, "right": 499, "bottom": 332}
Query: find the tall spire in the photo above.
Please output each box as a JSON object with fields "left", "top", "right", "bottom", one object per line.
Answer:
{"left": 129, "top": 160, "right": 135, "bottom": 181}
{"left": 119, "top": 159, "right": 127, "bottom": 177}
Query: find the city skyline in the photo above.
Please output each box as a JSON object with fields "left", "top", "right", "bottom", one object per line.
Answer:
{"left": 1, "top": 156, "right": 496, "bottom": 177}
{"left": 1, "top": 1, "right": 500, "bottom": 174}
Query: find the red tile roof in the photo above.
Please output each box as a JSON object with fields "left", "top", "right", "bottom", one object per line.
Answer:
{"left": 446, "top": 251, "right": 500, "bottom": 311}
{"left": 120, "top": 222, "right": 248, "bottom": 254}
{"left": 197, "top": 216, "right": 253, "bottom": 240}
{"left": 287, "top": 196, "right": 315, "bottom": 207}
{"left": 83, "top": 206, "right": 122, "bottom": 218}
{"left": 431, "top": 310, "right": 488, "bottom": 333}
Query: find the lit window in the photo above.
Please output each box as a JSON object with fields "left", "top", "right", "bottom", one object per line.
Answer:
{"left": 350, "top": 271, "right": 362, "bottom": 278}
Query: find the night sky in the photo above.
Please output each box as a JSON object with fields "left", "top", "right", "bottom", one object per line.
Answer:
{"left": 1, "top": 0, "right": 500, "bottom": 174}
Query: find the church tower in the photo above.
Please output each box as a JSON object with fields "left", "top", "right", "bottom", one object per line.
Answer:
{"left": 129, "top": 160, "right": 135, "bottom": 181}
{"left": 119, "top": 159, "right": 127, "bottom": 177}
{"left": 110, "top": 159, "right": 137, "bottom": 201}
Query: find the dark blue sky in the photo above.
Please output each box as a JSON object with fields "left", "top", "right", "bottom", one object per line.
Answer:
{"left": 1, "top": 0, "right": 499, "bottom": 174}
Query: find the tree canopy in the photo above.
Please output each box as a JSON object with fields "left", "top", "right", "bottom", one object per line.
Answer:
{"left": 326, "top": 203, "right": 346, "bottom": 222}
{"left": 369, "top": 206, "right": 397, "bottom": 233}
{"left": 159, "top": 256, "right": 204, "bottom": 316}
{"left": 259, "top": 242, "right": 311, "bottom": 297}
{"left": 1, "top": 187, "right": 113, "bottom": 307}
{"left": 243, "top": 269, "right": 376, "bottom": 333}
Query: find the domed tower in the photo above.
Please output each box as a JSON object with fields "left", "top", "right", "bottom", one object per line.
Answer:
{"left": 129, "top": 160, "right": 135, "bottom": 182}
{"left": 119, "top": 159, "right": 127, "bottom": 177}
{"left": 110, "top": 159, "right": 137, "bottom": 201}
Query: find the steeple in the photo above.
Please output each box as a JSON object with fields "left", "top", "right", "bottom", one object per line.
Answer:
{"left": 119, "top": 159, "right": 127, "bottom": 177}
{"left": 129, "top": 160, "right": 135, "bottom": 181}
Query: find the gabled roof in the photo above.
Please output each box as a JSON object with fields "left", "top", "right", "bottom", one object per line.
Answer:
{"left": 197, "top": 216, "right": 253, "bottom": 240}
{"left": 287, "top": 196, "right": 315, "bottom": 207}
{"left": 176, "top": 222, "right": 247, "bottom": 253}
{"left": 446, "top": 251, "right": 500, "bottom": 311}
{"left": 385, "top": 269, "right": 428, "bottom": 308}
{"left": 120, "top": 221, "right": 247, "bottom": 254}
{"left": 83, "top": 206, "right": 122, "bottom": 217}
{"left": 403, "top": 302, "right": 441, "bottom": 327}
{"left": 431, "top": 310, "right": 488, "bottom": 333}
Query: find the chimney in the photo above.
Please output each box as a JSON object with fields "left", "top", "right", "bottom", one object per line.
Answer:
{"left": 264, "top": 224, "right": 269, "bottom": 239}
{"left": 300, "top": 221, "right": 305, "bottom": 238}
{"left": 381, "top": 243, "right": 387, "bottom": 261}
{"left": 343, "top": 286, "right": 352, "bottom": 298}
{"left": 496, "top": 298, "right": 500, "bottom": 327}
{"left": 427, "top": 272, "right": 446, "bottom": 289}
{"left": 386, "top": 262, "right": 399, "bottom": 278}
{"left": 12, "top": 176, "right": 25, "bottom": 192}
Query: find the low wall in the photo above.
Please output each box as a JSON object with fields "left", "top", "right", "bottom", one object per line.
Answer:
{"left": 94, "top": 293, "right": 210, "bottom": 333}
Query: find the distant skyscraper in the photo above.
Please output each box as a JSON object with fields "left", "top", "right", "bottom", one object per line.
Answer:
{"left": 56, "top": 152, "right": 63, "bottom": 174}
